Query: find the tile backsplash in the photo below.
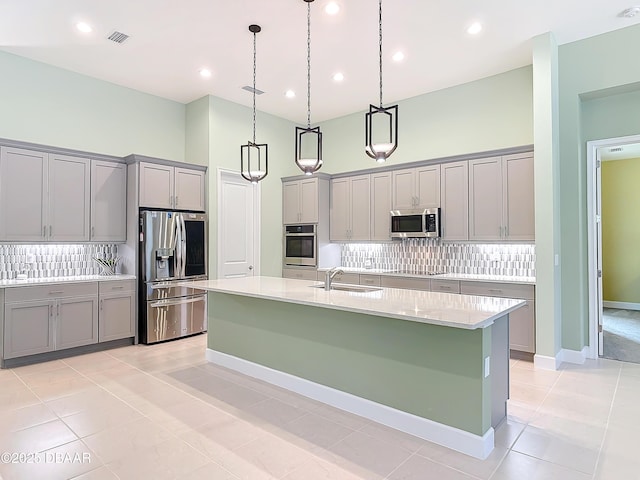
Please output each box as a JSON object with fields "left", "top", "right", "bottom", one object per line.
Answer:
{"left": 340, "top": 240, "right": 535, "bottom": 277}
{"left": 0, "top": 244, "right": 119, "bottom": 279}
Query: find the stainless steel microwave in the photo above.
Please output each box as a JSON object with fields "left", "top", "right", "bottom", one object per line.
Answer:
{"left": 390, "top": 208, "right": 440, "bottom": 238}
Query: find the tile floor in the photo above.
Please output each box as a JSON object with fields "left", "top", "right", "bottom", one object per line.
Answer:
{"left": 1, "top": 334, "right": 640, "bottom": 479}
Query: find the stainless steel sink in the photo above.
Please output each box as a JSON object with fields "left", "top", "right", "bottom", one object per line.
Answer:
{"left": 310, "top": 283, "right": 382, "bottom": 293}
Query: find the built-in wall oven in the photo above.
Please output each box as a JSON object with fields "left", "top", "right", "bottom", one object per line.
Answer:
{"left": 284, "top": 224, "right": 317, "bottom": 267}
{"left": 139, "top": 211, "right": 208, "bottom": 344}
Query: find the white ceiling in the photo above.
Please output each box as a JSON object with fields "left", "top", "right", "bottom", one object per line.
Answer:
{"left": 1, "top": 0, "right": 639, "bottom": 124}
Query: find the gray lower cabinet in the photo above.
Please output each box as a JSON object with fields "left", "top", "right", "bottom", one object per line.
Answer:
{"left": 98, "top": 280, "right": 135, "bottom": 342}
{"left": 380, "top": 276, "right": 431, "bottom": 291}
{"left": 460, "top": 281, "right": 535, "bottom": 353}
{"left": 282, "top": 268, "right": 318, "bottom": 280}
{"left": 3, "top": 282, "right": 100, "bottom": 359}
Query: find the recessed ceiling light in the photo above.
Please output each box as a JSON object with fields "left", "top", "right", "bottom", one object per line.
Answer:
{"left": 285, "top": 90, "right": 296, "bottom": 98}
{"left": 333, "top": 72, "right": 344, "bottom": 82}
{"left": 325, "top": 2, "right": 340, "bottom": 15}
{"left": 392, "top": 51, "right": 405, "bottom": 62}
{"left": 76, "top": 22, "right": 93, "bottom": 33}
{"left": 467, "top": 22, "right": 482, "bottom": 35}
{"left": 199, "top": 68, "right": 212, "bottom": 78}
{"left": 621, "top": 6, "right": 640, "bottom": 17}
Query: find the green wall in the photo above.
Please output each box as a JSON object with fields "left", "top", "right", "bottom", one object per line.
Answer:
{"left": 208, "top": 292, "right": 492, "bottom": 436}
{"left": 601, "top": 158, "right": 640, "bottom": 303}
{"left": 0, "top": 51, "right": 186, "bottom": 160}
{"left": 559, "top": 23, "right": 640, "bottom": 350}
{"left": 319, "top": 66, "right": 534, "bottom": 173}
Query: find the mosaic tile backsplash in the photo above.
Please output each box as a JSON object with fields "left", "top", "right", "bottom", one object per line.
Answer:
{"left": 340, "top": 239, "right": 535, "bottom": 277}
{"left": 0, "top": 244, "right": 119, "bottom": 279}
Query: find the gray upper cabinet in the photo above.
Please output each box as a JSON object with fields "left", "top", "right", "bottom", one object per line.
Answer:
{"left": 48, "top": 154, "right": 91, "bottom": 242}
{"left": 139, "top": 162, "right": 174, "bottom": 209}
{"left": 0, "top": 147, "right": 48, "bottom": 241}
{"left": 0, "top": 147, "right": 90, "bottom": 242}
{"left": 469, "top": 154, "right": 535, "bottom": 241}
{"left": 330, "top": 175, "right": 370, "bottom": 241}
{"left": 392, "top": 165, "right": 440, "bottom": 210}
{"left": 91, "top": 161, "right": 126, "bottom": 242}
{"left": 174, "top": 167, "right": 206, "bottom": 211}
{"left": 440, "top": 161, "right": 469, "bottom": 241}
{"left": 371, "top": 171, "right": 392, "bottom": 241}
{"left": 139, "top": 162, "right": 206, "bottom": 211}
{"left": 283, "top": 178, "right": 319, "bottom": 224}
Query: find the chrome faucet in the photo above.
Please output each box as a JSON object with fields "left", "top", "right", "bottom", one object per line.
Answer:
{"left": 324, "top": 267, "right": 344, "bottom": 291}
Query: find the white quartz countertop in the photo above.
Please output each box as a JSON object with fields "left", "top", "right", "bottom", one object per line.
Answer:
{"left": 0, "top": 274, "right": 136, "bottom": 288}
{"left": 317, "top": 267, "right": 535, "bottom": 285}
{"left": 188, "top": 276, "right": 525, "bottom": 330}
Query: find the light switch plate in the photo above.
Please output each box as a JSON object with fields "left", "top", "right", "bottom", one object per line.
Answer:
{"left": 484, "top": 356, "right": 490, "bottom": 378}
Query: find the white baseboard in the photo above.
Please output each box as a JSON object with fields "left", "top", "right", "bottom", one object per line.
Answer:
{"left": 603, "top": 301, "right": 640, "bottom": 311}
{"left": 534, "top": 346, "right": 588, "bottom": 370}
{"left": 206, "top": 348, "right": 494, "bottom": 460}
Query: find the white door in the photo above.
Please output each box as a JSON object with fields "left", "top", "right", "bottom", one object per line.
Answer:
{"left": 218, "top": 170, "right": 259, "bottom": 279}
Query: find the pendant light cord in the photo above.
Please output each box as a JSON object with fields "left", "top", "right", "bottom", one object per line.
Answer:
{"left": 307, "top": 1, "right": 312, "bottom": 128}
{"left": 379, "top": 0, "right": 383, "bottom": 108}
{"left": 252, "top": 31, "right": 257, "bottom": 144}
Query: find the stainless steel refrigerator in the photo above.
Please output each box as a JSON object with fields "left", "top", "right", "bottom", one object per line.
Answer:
{"left": 139, "top": 210, "right": 208, "bottom": 344}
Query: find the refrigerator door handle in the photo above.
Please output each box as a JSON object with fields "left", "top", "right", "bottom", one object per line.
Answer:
{"left": 180, "top": 214, "right": 187, "bottom": 277}
{"left": 174, "top": 212, "right": 183, "bottom": 278}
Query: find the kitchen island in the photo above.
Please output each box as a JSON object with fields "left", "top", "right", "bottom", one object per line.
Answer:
{"left": 189, "top": 276, "right": 525, "bottom": 459}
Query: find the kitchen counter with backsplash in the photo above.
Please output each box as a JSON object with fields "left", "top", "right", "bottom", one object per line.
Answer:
{"left": 0, "top": 274, "right": 136, "bottom": 288}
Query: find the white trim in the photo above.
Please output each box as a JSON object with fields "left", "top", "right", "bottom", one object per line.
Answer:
{"left": 534, "top": 353, "right": 561, "bottom": 370}
{"left": 560, "top": 347, "right": 588, "bottom": 365}
{"left": 603, "top": 301, "right": 640, "bottom": 311}
{"left": 216, "top": 168, "right": 261, "bottom": 279}
{"left": 206, "top": 348, "right": 495, "bottom": 460}
{"left": 587, "top": 134, "right": 640, "bottom": 360}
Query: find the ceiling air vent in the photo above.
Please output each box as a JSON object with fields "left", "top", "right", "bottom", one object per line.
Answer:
{"left": 242, "top": 86, "right": 264, "bottom": 95}
{"left": 610, "top": 147, "right": 623, "bottom": 153}
{"left": 107, "top": 31, "right": 130, "bottom": 44}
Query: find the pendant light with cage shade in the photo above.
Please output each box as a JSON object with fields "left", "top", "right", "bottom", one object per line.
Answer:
{"left": 365, "top": 0, "right": 398, "bottom": 163}
{"left": 295, "top": 0, "right": 323, "bottom": 175}
{"left": 240, "top": 24, "right": 268, "bottom": 184}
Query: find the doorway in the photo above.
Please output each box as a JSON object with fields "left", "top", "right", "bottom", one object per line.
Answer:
{"left": 588, "top": 135, "right": 640, "bottom": 362}
{"left": 217, "top": 169, "right": 261, "bottom": 279}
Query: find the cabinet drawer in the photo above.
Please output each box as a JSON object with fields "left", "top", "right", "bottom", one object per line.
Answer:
{"left": 99, "top": 279, "right": 135, "bottom": 294}
{"left": 283, "top": 268, "right": 317, "bottom": 281}
{"left": 328, "top": 272, "right": 359, "bottom": 284}
{"left": 380, "top": 276, "right": 431, "bottom": 291}
{"left": 430, "top": 279, "right": 460, "bottom": 293}
{"left": 359, "top": 274, "right": 381, "bottom": 286}
{"left": 460, "top": 281, "right": 534, "bottom": 300}
{"left": 6, "top": 282, "right": 98, "bottom": 303}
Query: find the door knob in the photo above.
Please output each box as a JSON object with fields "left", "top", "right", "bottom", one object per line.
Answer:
{"left": 248, "top": 265, "right": 253, "bottom": 270}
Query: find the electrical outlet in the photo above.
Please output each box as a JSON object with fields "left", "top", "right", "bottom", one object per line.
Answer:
{"left": 484, "top": 357, "right": 490, "bottom": 378}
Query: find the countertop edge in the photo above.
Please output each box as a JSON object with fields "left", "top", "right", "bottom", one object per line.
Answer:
{"left": 0, "top": 274, "right": 137, "bottom": 288}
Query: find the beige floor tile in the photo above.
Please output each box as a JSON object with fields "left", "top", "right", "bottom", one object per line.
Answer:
{"left": 494, "top": 419, "right": 526, "bottom": 448}
{"left": 83, "top": 417, "right": 173, "bottom": 464}
{"left": 62, "top": 352, "right": 127, "bottom": 375}
{"left": 19, "top": 366, "right": 84, "bottom": 388}
{"left": 0, "top": 439, "right": 99, "bottom": 480}
{"left": 537, "top": 390, "right": 612, "bottom": 426}
{"left": 416, "top": 442, "right": 508, "bottom": 479}
{"left": 311, "top": 404, "right": 370, "bottom": 430}
{"left": 594, "top": 450, "right": 640, "bottom": 480}
{"left": 358, "top": 422, "right": 429, "bottom": 454}
{"left": 232, "top": 432, "right": 315, "bottom": 479}
{"left": 551, "top": 374, "right": 618, "bottom": 400}
{"left": 143, "top": 397, "right": 233, "bottom": 434}
{"left": 242, "top": 398, "right": 309, "bottom": 427}
{"left": 0, "top": 403, "right": 57, "bottom": 432}
{"left": 106, "top": 437, "right": 210, "bottom": 480}
{"left": 319, "top": 430, "right": 413, "bottom": 479}
{"left": 506, "top": 402, "right": 538, "bottom": 424}
{"left": 12, "top": 359, "right": 67, "bottom": 377}
{"left": 62, "top": 401, "right": 144, "bottom": 438}
{"left": 207, "top": 384, "right": 271, "bottom": 411}
{"left": 71, "top": 466, "right": 120, "bottom": 480}
{"left": 0, "top": 419, "right": 78, "bottom": 454}
{"left": 283, "top": 456, "right": 367, "bottom": 480}
{"left": 491, "top": 451, "right": 592, "bottom": 480}
{"left": 182, "top": 416, "right": 268, "bottom": 452}
{"left": 0, "top": 385, "right": 42, "bottom": 412}
{"left": 508, "top": 382, "right": 551, "bottom": 410}
{"left": 387, "top": 454, "right": 478, "bottom": 480}
{"left": 45, "top": 387, "right": 124, "bottom": 417}
{"left": 509, "top": 366, "right": 561, "bottom": 388}
{"left": 178, "top": 461, "right": 240, "bottom": 480}
{"left": 278, "top": 411, "right": 355, "bottom": 451}
{"left": 29, "top": 376, "right": 97, "bottom": 402}
{"left": 512, "top": 423, "right": 602, "bottom": 474}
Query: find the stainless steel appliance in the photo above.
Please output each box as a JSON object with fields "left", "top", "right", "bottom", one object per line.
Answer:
{"left": 139, "top": 210, "right": 208, "bottom": 344}
{"left": 284, "top": 224, "right": 317, "bottom": 267}
{"left": 390, "top": 208, "right": 440, "bottom": 238}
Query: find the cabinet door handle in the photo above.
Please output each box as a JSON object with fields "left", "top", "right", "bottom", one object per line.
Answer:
{"left": 48, "top": 290, "right": 64, "bottom": 295}
{"left": 49, "top": 225, "right": 52, "bottom": 236}
{"left": 43, "top": 225, "right": 46, "bottom": 237}
{"left": 112, "top": 286, "right": 124, "bottom": 290}
{"left": 489, "top": 289, "right": 503, "bottom": 294}
{"left": 49, "top": 304, "right": 54, "bottom": 317}
{"left": 91, "top": 226, "right": 95, "bottom": 238}
{"left": 175, "top": 196, "right": 179, "bottom": 207}
{"left": 505, "top": 226, "right": 509, "bottom": 237}
{"left": 57, "top": 303, "right": 60, "bottom": 316}
{"left": 100, "top": 299, "right": 103, "bottom": 311}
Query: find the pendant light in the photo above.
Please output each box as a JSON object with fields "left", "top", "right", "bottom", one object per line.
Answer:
{"left": 365, "top": 0, "right": 398, "bottom": 163}
{"left": 295, "top": 0, "right": 323, "bottom": 175}
{"left": 241, "top": 24, "right": 268, "bottom": 184}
